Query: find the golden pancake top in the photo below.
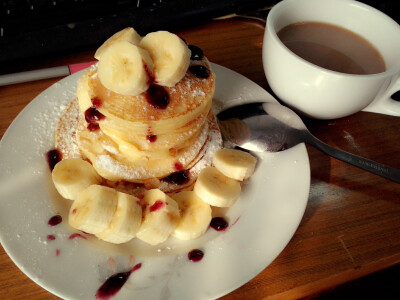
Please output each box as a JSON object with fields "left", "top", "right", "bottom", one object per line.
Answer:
{"left": 77, "top": 58, "right": 215, "bottom": 134}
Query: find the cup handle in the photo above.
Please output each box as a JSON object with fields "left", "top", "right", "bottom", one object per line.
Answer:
{"left": 362, "top": 74, "right": 400, "bottom": 117}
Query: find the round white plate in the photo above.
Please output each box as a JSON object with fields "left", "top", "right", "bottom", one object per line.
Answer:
{"left": 0, "top": 64, "right": 310, "bottom": 300}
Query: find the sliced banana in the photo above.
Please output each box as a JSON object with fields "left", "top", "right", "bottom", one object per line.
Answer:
{"left": 136, "top": 189, "right": 180, "bottom": 245}
{"left": 213, "top": 148, "right": 257, "bottom": 181}
{"left": 95, "top": 27, "right": 142, "bottom": 60}
{"left": 52, "top": 158, "right": 101, "bottom": 200}
{"left": 139, "top": 31, "right": 190, "bottom": 87}
{"left": 69, "top": 185, "right": 118, "bottom": 234}
{"left": 172, "top": 191, "right": 212, "bottom": 240}
{"left": 95, "top": 192, "right": 142, "bottom": 244}
{"left": 97, "top": 41, "right": 153, "bottom": 96}
{"left": 194, "top": 167, "right": 241, "bottom": 207}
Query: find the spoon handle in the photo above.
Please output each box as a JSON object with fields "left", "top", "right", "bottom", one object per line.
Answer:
{"left": 304, "top": 132, "right": 400, "bottom": 183}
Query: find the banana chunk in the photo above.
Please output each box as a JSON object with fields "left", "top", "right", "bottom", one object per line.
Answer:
{"left": 139, "top": 31, "right": 190, "bottom": 87}
{"left": 136, "top": 189, "right": 180, "bottom": 245}
{"left": 213, "top": 148, "right": 257, "bottom": 181}
{"left": 69, "top": 185, "right": 118, "bottom": 234}
{"left": 97, "top": 41, "right": 154, "bottom": 96}
{"left": 95, "top": 192, "right": 142, "bottom": 244}
{"left": 95, "top": 27, "right": 142, "bottom": 60}
{"left": 172, "top": 191, "right": 212, "bottom": 240}
{"left": 52, "top": 158, "right": 101, "bottom": 200}
{"left": 194, "top": 167, "right": 241, "bottom": 207}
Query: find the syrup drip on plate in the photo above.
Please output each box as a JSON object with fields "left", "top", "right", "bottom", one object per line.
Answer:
{"left": 95, "top": 263, "right": 142, "bottom": 300}
{"left": 48, "top": 215, "right": 62, "bottom": 226}
{"left": 188, "top": 249, "right": 204, "bottom": 262}
{"left": 45, "top": 149, "right": 62, "bottom": 171}
{"left": 210, "top": 217, "right": 228, "bottom": 231}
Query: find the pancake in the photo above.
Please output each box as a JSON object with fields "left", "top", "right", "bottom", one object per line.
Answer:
{"left": 55, "top": 55, "right": 222, "bottom": 194}
{"left": 55, "top": 97, "right": 222, "bottom": 195}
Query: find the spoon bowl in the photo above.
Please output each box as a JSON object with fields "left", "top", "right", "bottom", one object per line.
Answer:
{"left": 217, "top": 102, "right": 400, "bottom": 183}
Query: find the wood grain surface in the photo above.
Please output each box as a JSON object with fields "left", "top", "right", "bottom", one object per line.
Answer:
{"left": 1, "top": 18, "right": 399, "bottom": 300}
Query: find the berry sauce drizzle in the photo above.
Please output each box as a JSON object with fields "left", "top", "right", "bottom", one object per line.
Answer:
{"left": 149, "top": 200, "right": 166, "bottom": 212}
{"left": 188, "top": 249, "right": 204, "bottom": 262}
{"left": 146, "top": 134, "right": 157, "bottom": 143}
{"left": 87, "top": 123, "right": 100, "bottom": 132}
{"left": 95, "top": 263, "right": 142, "bottom": 300}
{"left": 189, "top": 65, "right": 210, "bottom": 79}
{"left": 85, "top": 107, "right": 105, "bottom": 124}
{"left": 91, "top": 97, "right": 102, "bottom": 108}
{"left": 174, "top": 162, "right": 183, "bottom": 171}
{"left": 47, "top": 235, "right": 56, "bottom": 241}
{"left": 188, "top": 45, "right": 204, "bottom": 60}
{"left": 161, "top": 170, "right": 189, "bottom": 185}
{"left": 45, "top": 149, "right": 62, "bottom": 171}
{"left": 210, "top": 217, "right": 229, "bottom": 231}
{"left": 145, "top": 84, "right": 169, "bottom": 109}
{"left": 48, "top": 215, "right": 62, "bottom": 226}
{"left": 69, "top": 233, "right": 87, "bottom": 240}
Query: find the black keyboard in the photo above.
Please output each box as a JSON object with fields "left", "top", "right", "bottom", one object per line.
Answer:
{"left": 0, "top": 0, "right": 275, "bottom": 65}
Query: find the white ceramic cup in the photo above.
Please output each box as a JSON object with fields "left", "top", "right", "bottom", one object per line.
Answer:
{"left": 262, "top": 0, "right": 400, "bottom": 119}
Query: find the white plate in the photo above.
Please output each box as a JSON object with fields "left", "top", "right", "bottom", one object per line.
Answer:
{"left": 0, "top": 64, "right": 310, "bottom": 300}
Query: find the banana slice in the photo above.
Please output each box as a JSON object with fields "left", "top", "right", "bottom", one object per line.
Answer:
{"left": 52, "top": 158, "right": 101, "bottom": 200}
{"left": 97, "top": 41, "right": 153, "bottom": 96}
{"left": 95, "top": 27, "right": 141, "bottom": 60}
{"left": 172, "top": 191, "right": 212, "bottom": 240}
{"left": 95, "top": 192, "right": 142, "bottom": 244}
{"left": 194, "top": 167, "right": 241, "bottom": 207}
{"left": 136, "top": 189, "right": 180, "bottom": 245}
{"left": 213, "top": 148, "right": 257, "bottom": 181}
{"left": 69, "top": 185, "right": 118, "bottom": 234}
{"left": 139, "top": 31, "right": 190, "bottom": 87}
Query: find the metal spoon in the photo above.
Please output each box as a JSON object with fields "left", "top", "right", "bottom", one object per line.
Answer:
{"left": 217, "top": 102, "right": 400, "bottom": 183}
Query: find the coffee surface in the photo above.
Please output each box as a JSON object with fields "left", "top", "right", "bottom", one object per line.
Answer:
{"left": 277, "top": 22, "right": 385, "bottom": 75}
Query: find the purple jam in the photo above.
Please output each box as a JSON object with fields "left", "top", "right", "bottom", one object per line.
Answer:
{"left": 189, "top": 65, "right": 210, "bottom": 78}
{"left": 188, "top": 45, "right": 204, "bottom": 60}
{"left": 188, "top": 249, "right": 204, "bottom": 262}
{"left": 161, "top": 170, "right": 189, "bottom": 185}
{"left": 210, "top": 217, "right": 229, "bottom": 231}
{"left": 45, "top": 149, "right": 62, "bottom": 171}
{"left": 85, "top": 107, "right": 105, "bottom": 124}
{"left": 145, "top": 84, "right": 169, "bottom": 109}
{"left": 96, "top": 263, "right": 142, "bottom": 300}
{"left": 48, "top": 215, "right": 62, "bottom": 226}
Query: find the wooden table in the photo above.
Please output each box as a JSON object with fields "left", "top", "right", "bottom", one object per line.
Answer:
{"left": 1, "top": 18, "right": 399, "bottom": 300}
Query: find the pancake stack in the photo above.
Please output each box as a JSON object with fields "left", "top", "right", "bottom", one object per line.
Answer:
{"left": 56, "top": 28, "right": 222, "bottom": 193}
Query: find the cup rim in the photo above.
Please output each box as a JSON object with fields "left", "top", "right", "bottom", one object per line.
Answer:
{"left": 266, "top": 0, "right": 400, "bottom": 78}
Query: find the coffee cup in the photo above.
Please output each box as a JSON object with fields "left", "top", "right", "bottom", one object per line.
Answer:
{"left": 262, "top": 0, "right": 400, "bottom": 119}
